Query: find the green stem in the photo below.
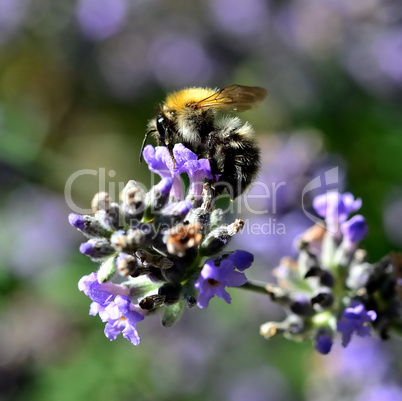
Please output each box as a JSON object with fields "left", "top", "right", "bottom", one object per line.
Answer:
{"left": 238, "top": 279, "right": 275, "bottom": 296}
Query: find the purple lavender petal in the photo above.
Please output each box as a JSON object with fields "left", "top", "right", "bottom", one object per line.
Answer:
{"left": 337, "top": 302, "right": 376, "bottom": 347}
{"left": 79, "top": 241, "right": 95, "bottom": 256}
{"left": 313, "top": 192, "right": 361, "bottom": 222}
{"left": 104, "top": 321, "right": 121, "bottom": 341}
{"left": 78, "top": 272, "right": 129, "bottom": 305}
{"left": 155, "top": 177, "right": 174, "bottom": 196}
{"left": 68, "top": 213, "right": 85, "bottom": 230}
{"left": 195, "top": 259, "right": 247, "bottom": 308}
{"left": 173, "top": 143, "right": 198, "bottom": 166}
{"left": 227, "top": 250, "right": 254, "bottom": 271}
{"left": 214, "top": 286, "right": 232, "bottom": 304}
{"left": 341, "top": 215, "right": 368, "bottom": 243}
{"left": 143, "top": 145, "right": 175, "bottom": 178}
{"left": 102, "top": 295, "right": 144, "bottom": 345}
{"left": 195, "top": 283, "right": 216, "bottom": 308}
{"left": 121, "top": 322, "right": 141, "bottom": 345}
{"left": 224, "top": 269, "right": 248, "bottom": 287}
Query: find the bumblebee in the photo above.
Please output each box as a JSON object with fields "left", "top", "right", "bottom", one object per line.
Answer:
{"left": 140, "top": 85, "right": 267, "bottom": 199}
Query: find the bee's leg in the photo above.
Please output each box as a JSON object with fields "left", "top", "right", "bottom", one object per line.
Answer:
{"left": 164, "top": 139, "right": 176, "bottom": 169}
{"left": 205, "top": 134, "right": 220, "bottom": 188}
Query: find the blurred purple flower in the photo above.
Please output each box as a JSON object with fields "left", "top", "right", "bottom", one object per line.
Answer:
{"left": 356, "top": 384, "right": 402, "bottom": 401}
{"left": 208, "top": 0, "right": 269, "bottom": 37}
{"left": 337, "top": 302, "right": 377, "bottom": 347}
{"left": 308, "top": 337, "right": 401, "bottom": 401}
{"left": 313, "top": 191, "right": 361, "bottom": 233}
{"left": 195, "top": 258, "right": 249, "bottom": 308}
{"left": 341, "top": 214, "right": 368, "bottom": 243}
{"left": 275, "top": 0, "right": 342, "bottom": 58}
{"left": 0, "top": 186, "right": 77, "bottom": 278}
{"left": 148, "top": 34, "right": 214, "bottom": 88}
{"left": 0, "top": 0, "right": 28, "bottom": 44}
{"left": 374, "top": 29, "right": 402, "bottom": 85}
{"left": 97, "top": 34, "right": 151, "bottom": 100}
{"left": 76, "top": 0, "right": 128, "bottom": 41}
{"left": 234, "top": 133, "right": 345, "bottom": 269}
{"left": 313, "top": 191, "right": 361, "bottom": 222}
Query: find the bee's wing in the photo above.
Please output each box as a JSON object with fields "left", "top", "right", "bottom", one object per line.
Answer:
{"left": 188, "top": 85, "right": 267, "bottom": 112}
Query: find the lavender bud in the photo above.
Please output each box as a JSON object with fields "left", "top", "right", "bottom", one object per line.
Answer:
{"left": 265, "top": 284, "right": 291, "bottom": 305}
{"left": 97, "top": 255, "right": 116, "bottom": 283}
{"left": 304, "top": 265, "right": 323, "bottom": 279}
{"left": 111, "top": 224, "right": 154, "bottom": 252}
{"left": 346, "top": 262, "right": 374, "bottom": 290}
{"left": 184, "top": 207, "right": 211, "bottom": 232}
{"left": 201, "top": 182, "right": 216, "bottom": 212}
{"left": 120, "top": 180, "right": 145, "bottom": 221}
{"left": 290, "top": 294, "right": 315, "bottom": 316}
{"left": 155, "top": 200, "right": 192, "bottom": 227}
{"left": 260, "top": 321, "right": 283, "bottom": 339}
{"left": 320, "top": 270, "right": 335, "bottom": 287}
{"left": 209, "top": 208, "right": 223, "bottom": 230}
{"left": 315, "top": 328, "right": 333, "bottom": 354}
{"left": 161, "top": 302, "right": 184, "bottom": 328}
{"left": 95, "top": 203, "right": 123, "bottom": 231}
{"left": 115, "top": 253, "right": 142, "bottom": 277}
{"left": 166, "top": 223, "right": 202, "bottom": 257}
{"left": 91, "top": 191, "right": 111, "bottom": 213}
{"left": 69, "top": 213, "right": 112, "bottom": 238}
{"left": 200, "top": 219, "right": 244, "bottom": 256}
{"left": 311, "top": 288, "right": 334, "bottom": 308}
{"left": 158, "top": 282, "right": 182, "bottom": 305}
{"left": 79, "top": 239, "right": 115, "bottom": 260}
{"left": 285, "top": 315, "right": 306, "bottom": 336}
{"left": 144, "top": 177, "right": 173, "bottom": 219}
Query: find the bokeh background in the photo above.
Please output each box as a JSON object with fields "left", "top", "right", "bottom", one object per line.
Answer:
{"left": 1, "top": 0, "right": 402, "bottom": 400}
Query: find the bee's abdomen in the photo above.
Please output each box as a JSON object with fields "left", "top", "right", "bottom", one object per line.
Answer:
{"left": 211, "top": 119, "right": 260, "bottom": 199}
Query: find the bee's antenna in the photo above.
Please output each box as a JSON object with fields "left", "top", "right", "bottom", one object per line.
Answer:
{"left": 139, "top": 130, "right": 156, "bottom": 163}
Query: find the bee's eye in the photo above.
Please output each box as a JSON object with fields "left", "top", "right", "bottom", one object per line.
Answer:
{"left": 156, "top": 115, "right": 165, "bottom": 140}
{"left": 169, "top": 111, "right": 175, "bottom": 117}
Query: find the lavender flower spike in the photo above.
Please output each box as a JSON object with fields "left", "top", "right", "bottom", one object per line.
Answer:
{"left": 337, "top": 302, "right": 377, "bottom": 347}
{"left": 195, "top": 259, "right": 248, "bottom": 308}
{"left": 313, "top": 192, "right": 362, "bottom": 233}
{"left": 71, "top": 142, "right": 254, "bottom": 346}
